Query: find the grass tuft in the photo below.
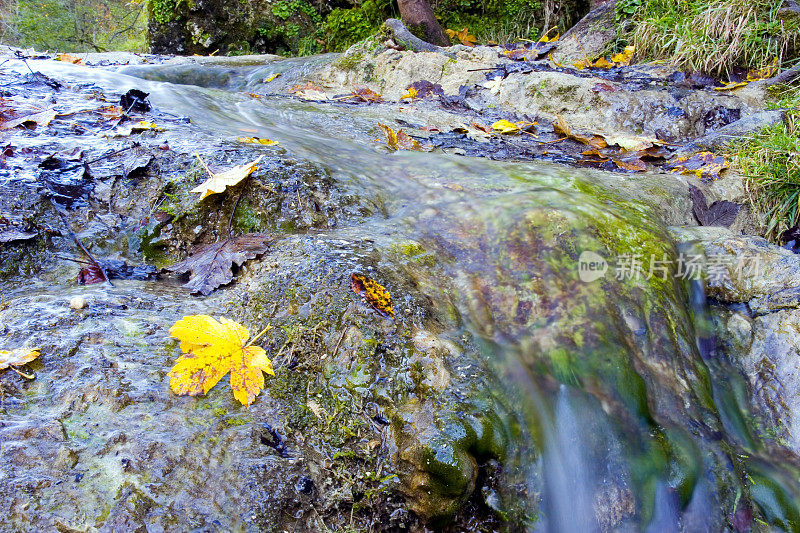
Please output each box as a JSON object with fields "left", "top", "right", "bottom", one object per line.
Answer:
{"left": 735, "top": 86, "right": 800, "bottom": 240}
{"left": 630, "top": 0, "right": 799, "bottom": 75}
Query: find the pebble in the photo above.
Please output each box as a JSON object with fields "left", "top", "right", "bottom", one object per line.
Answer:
{"left": 69, "top": 296, "right": 87, "bottom": 310}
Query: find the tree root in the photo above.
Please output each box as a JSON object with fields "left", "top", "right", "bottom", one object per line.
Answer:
{"left": 382, "top": 19, "right": 455, "bottom": 58}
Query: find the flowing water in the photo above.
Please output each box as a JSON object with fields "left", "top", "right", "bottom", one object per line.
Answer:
{"left": 3, "top": 56, "right": 800, "bottom": 531}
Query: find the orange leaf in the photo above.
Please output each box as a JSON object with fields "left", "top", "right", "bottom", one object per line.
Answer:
{"left": 351, "top": 273, "right": 394, "bottom": 318}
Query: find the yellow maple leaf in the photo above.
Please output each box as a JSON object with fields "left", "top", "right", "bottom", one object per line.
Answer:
{"left": 610, "top": 45, "right": 635, "bottom": 66}
{"left": 191, "top": 153, "right": 264, "bottom": 200}
{"left": 378, "top": 123, "right": 427, "bottom": 151}
{"left": 0, "top": 347, "right": 41, "bottom": 379}
{"left": 400, "top": 86, "right": 419, "bottom": 101}
{"left": 446, "top": 27, "right": 477, "bottom": 46}
{"left": 168, "top": 315, "right": 273, "bottom": 406}
{"left": 492, "top": 119, "right": 521, "bottom": 134}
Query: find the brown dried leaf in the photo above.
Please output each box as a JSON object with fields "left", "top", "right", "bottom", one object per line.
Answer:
{"left": 553, "top": 116, "right": 607, "bottom": 149}
{"left": 350, "top": 87, "right": 384, "bottom": 103}
{"left": 167, "top": 234, "right": 271, "bottom": 295}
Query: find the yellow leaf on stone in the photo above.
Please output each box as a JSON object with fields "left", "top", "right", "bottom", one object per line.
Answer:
{"left": 747, "top": 58, "right": 778, "bottom": 81}
{"left": 714, "top": 81, "right": 749, "bottom": 91}
{"left": 593, "top": 57, "right": 612, "bottom": 69}
{"left": 351, "top": 273, "right": 394, "bottom": 318}
{"left": 400, "top": 86, "right": 419, "bottom": 101}
{"left": 492, "top": 119, "right": 521, "bottom": 134}
{"left": 605, "top": 133, "right": 660, "bottom": 152}
{"left": 168, "top": 315, "right": 273, "bottom": 406}
{"left": 611, "top": 45, "right": 635, "bottom": 66}
{"left": 191, "top": 153, "right": 264, "bottom": 200}
{"left": 0, "top": 347, "right": 41, "bottom": 369}
{"left": 264, "top": 73, "right": 281, "bottom": 83}
{"left": 237, "top": 137, "right": 279, "bottom": 145}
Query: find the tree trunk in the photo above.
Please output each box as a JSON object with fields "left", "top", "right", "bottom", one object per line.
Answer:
{"left": 397, "top": 0, "right": 450, "bottom": 47}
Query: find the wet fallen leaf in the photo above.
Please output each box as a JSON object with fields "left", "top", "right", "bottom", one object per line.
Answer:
{"left": 292, "top": 82, "right": 329, "bottom": 101}
{"left": 574, "top": 45, "right": 635, "bottom": 70}
{"left": 98, "top": 105, "right": 124, "bottom": 121}
{"left": 689, "top": 185, "right": 740, "bottom": 227}
{"left": 167, "top": 233, "right": 271, "bottom": 295}
{"left": 0, "top": 347, "right": 40, "bottom": 379}
{"left": 378, "top": 123, "right": 427, "bottom": 151}
{"left": 605, "top": 133, "right": 660, "bottom": 152}
{"left": 237, "top": 137, "right": 279, "bottom": 145}
{"left": 665, "top": 152, "right": 728, "bottom": 180}
{"left": 611, "top": 156, "right": 647, "bottom": 172}
{"left": 446, "top": 27, "right": 477, "bottom": 46}
{"left": 351, "top": 273, "right": 394, "bottom": 318}
{"left": 400, "top": 86, "right": 419, "bottom": 100}
{"left": 191, "top": 153, "right": 263, "bottom": 200}
{"left": 110, "top": 120, "right": 164, "bottom": 137}
{"left": 168, "top": 315, "right": 273, "bottom": 405}
{"left": 747, "top": 58, "right": 778, "bottom": 82}
{"left": 713, "top": 81, "right": 748, "bottom": 91}
{"left": 553, "top": 116, "right": 607, "bottom": 149}
{"left": 350, "top": 87, "right": 383, "bottom": 103}
{"left": 56, "top": 53, "right": 83, "bottom": 64}
{"left": 492, "top": 119, "right": 521, "bottom": 134}
{"left": 264, "top": 73, "right": 281, "bottom": 83}
{"left": 471, "top": 122, "right": 492, "bottom": 134}
{"left": 610, "top": 46, "right": 635, "bottom": 66}
{"left": 0, "top": 108, "right": 56, "bottom": 130}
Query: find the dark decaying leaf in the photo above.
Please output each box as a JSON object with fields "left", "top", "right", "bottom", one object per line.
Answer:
{"left": 689, "top": 185, "right": 740, "bottom": 227}
{"left": 167, "top": 234, "right": 271, "bottom": 295}
{"left": 350, "top": 273, "right": 394, "bottom": 318}
{"left": 78, "top": 258, "right": 159, "bottom": 284}
{"left": 408, "top": 80, "right": 445, "bottom": 99}
{"left": 120, "top": 89, "right": 151, "bottom": 113}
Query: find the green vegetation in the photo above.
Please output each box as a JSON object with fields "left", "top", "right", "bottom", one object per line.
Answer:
{"left": 734, "top": 86, "right": 800, "bottom": 240}
{"left": 1, "top": 0, "right": 147, "bottom": 52}
{"left": 625, "top": 0, "right": 799, "bottom": 75}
